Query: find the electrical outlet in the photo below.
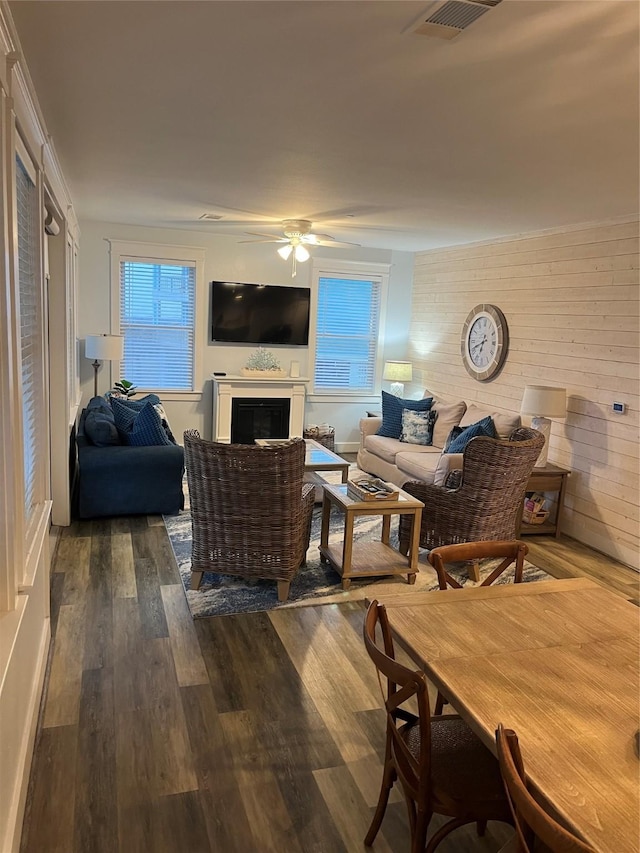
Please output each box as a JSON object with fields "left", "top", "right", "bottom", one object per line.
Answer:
{"left": 612, "top": 402, "right": 626, "bottom": 414}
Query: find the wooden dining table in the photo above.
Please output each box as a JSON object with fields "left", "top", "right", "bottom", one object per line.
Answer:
{"left": 373, "top": 577, "right": 640, "bottom": 853}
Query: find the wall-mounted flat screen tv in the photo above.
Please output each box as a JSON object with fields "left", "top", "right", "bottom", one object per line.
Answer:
{"left": 210, "top": 281, "right": 310, "bottom": 345}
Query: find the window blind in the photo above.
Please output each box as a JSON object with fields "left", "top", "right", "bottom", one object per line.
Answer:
{"left": 119, "top": 259, "right": 196, "bottom": 390}
{"left": 16, "top": 154, "right": 44, "bottom": 523}
{"left": 314, "top": 276, "right": 382, "bottom": 393}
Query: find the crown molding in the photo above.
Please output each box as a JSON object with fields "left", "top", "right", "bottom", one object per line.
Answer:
{"left": 415, "top": 213, "right": 640, "bottom": 257}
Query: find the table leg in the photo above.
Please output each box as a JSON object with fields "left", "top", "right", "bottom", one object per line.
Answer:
{"left": 555, "top": 473, "right": 568, "bottom": 538}
{"left": 341, "top": 466, "right": 349, "bottom": 483}
{"left": 341, "top": 510, "right": 354, "bottom": 589}
{"left": 408, "top": 508, "right": 422, "bottom": 572}
{"left": 320, "top": 492, "right": 331, "bottom": 563}
{"left": 381, "top": 514, "right": 391, "bottom": 545}
{"left": 468, "top": 559, "right": 481, "bottom": 583}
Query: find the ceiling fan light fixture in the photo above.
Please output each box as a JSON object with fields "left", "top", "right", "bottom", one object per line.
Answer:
{"left": 277, "top": 244, "right": 293, "bottom": 260}
{"left": 294, "top": 244, "right": 310, "bottom": 262}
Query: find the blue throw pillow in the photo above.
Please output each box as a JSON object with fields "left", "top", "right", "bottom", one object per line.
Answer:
{"left": 399, "top": 408, "right": 438, "bottom": 445}
{"left": 110, "top": 397, "right": 139, "bottom": 437}
{"left": 445, "top": 416, "right": 497, "bottom": 454}
{"left": 376, "top": 391, "right": 433, "bottom": 439}
{"left": 127, "top": 402, "right": 174, "bottom": 447}
{"left": 84, "top": 410, "right": 120, "bottom": 447}
{"left": 111, "top": 394, "right": 176, "bottom": 442}
{"left": 86, "top": 396, "right": 114, "bottom": 416}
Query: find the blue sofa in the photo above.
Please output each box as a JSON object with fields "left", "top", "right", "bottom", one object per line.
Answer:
{"left": 76, "top": 397, "right": 184, "bottom": 518}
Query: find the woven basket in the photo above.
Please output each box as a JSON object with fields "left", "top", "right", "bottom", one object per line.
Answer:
{"left": 522, "top": 508, "right": 549, "bottom": 525}
{"left": 303, "top": 425, "right": 335, "bottom": 451}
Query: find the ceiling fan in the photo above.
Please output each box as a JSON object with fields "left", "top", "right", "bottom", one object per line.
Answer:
{"left": 239, "top": 219, "right": 361, "bottom": 277}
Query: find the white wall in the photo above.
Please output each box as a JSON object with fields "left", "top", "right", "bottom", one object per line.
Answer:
{"left": 409, "top": 218, "right": 640, "bottom": 570}
{"left": 78, "top": 220, "right": 414, "bottom": 449}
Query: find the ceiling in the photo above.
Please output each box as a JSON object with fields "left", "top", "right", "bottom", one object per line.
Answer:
{"left": 8, "top": 0, "right": 640, "bottom": 251}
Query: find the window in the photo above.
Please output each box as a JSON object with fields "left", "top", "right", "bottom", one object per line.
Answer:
{"left": 311, "top": 261, "right": 388, "bottom": 395}
{"left": 110, "top": 242, "right": 204, "bottom": 393}
{"left": 16, "top": 147, "right": 46, "bottom": 529}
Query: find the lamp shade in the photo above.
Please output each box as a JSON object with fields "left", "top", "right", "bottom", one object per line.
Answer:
{"left": 521, "top": 385, "right": 566, "bottom": 418}
{"left": 294, "top": 244, "right": 310, "bottom": 262}
{"left": 85, "top": 334, "right": 124, "bottom": 361}
{"left": 383, "top": 361, "right": 413, "bottom": 382}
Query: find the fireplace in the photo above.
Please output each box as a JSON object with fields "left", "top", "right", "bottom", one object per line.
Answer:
{"left": 231, "top": 398, "right": 291, "bottom": 444}
{"left": 211, "top": 375, "right": 308, "bottom": 442}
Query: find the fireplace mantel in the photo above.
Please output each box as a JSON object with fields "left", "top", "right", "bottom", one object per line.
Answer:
{"left": 211, "top": 375, "right": 309, "bottom": 442}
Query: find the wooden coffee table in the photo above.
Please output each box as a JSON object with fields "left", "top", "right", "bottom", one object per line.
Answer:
{"left": 319, "top": 483, "right": 424, "bottom": 590}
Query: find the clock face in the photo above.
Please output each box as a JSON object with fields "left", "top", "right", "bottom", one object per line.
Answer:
{"left": 461, "top": 304, "right": 508, "bottom": 381}
{"left": 468, "top": 315, "right": 497, "bottom": 368}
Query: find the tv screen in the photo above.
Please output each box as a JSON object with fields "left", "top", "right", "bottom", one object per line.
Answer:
{"left": 210, "top": 281, "right": 310, "bottom": 346}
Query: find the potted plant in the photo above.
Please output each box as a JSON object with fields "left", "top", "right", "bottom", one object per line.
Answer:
{"left": 112, "top": 379, "right": 138, "bottom": 398}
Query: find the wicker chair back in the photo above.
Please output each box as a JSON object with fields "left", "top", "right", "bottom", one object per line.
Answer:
{"left": 183, "top": 431, "right": 315, "bottom": 600}
{"left": 399, "top": 427, "right": 545, "bottom": 553}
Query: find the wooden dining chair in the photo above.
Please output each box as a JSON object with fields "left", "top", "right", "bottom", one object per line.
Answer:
{"left": 429, "top": 540, "right": 529, "bottom": 714}
{"left": 495, "top": 724, "right": 595, "bottom": 853}
{"left": 428, "top": 540, "right": 529, "bottom": 590}
{"left": 363, "top": 600, "right": 512, "bottom": 853}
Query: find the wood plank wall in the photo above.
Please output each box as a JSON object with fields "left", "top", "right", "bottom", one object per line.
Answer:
{"left": 408, "top": 218, "right": 639, "bottom": 570}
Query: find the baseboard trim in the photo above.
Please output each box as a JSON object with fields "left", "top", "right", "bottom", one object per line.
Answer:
{"left": 5, "top": 613, "right": 50, "bottom": 853}
{"left": 335, "top": 442, "right": 359, "bottom": 454}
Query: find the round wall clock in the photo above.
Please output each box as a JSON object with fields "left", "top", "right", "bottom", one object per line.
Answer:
{"left": 461, "top": 304, "right": 509, "bottom": 381}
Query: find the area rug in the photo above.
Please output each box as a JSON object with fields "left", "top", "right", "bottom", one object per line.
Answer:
{"left": 164, "top": 475, "right": 552, "bottom": 619}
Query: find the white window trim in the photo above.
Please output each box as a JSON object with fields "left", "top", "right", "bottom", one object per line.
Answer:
{"left": 14, "top": 132, "right": 52, "bottom": 592}
{"left": 308, "top": 258, "right": 389, "bottom": 401}
{"left": 108, "top": 240, "right": 206, "bottom": 398}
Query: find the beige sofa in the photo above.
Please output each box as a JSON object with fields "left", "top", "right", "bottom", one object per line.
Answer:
{"left": 357, "top": 390, "right": 522, "bottom": 488}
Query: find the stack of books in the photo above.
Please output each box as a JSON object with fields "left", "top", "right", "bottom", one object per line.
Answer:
{"left": 347, "top": 477, "right": 399, "bottom": 502}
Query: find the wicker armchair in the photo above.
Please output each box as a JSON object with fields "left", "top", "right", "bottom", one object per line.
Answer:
{"left": 398, "top": 427, "right": 544, "bottom": 556}
{"left": 183, "top": 431, "right": 315, "bottom": 601}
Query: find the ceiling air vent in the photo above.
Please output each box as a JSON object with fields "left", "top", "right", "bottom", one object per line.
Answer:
{"left": 412, "top": 0, "right": 502, "bottom": 40}
{"left": 198, "top": 213, "right": 223, "bottom": 221}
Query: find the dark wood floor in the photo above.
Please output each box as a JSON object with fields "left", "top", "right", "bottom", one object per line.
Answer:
{"left": 21, "top": 511, "right": 638, "bottom": 853}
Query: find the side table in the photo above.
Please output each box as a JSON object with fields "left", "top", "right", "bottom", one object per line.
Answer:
{"left": 319, "top": 483, "right": 424, "bottom": 589}
{"left": 518, "top": 463, "right": 571, "bottom": 538}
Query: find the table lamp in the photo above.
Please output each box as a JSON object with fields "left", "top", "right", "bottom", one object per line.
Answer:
{"left": 383, "top": 361, "right": 413, "bottom": 397}
{"left": 520, "top": 385, "right": 566, "bottom": 467}
{"left": 85, "top": 334, "right": 124, "bottom": 397}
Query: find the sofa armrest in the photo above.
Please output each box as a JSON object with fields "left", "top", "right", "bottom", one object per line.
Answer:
{"left": 433, "top": 452, "right": 464, "bottom": 487}
{"left": 359, "top": 416, "right": 382, "bottom": 442}
{"left": 78, "top": 443, "right": 184, "bottom": 517}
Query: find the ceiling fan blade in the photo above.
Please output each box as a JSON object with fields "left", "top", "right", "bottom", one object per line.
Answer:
{"left": 306, "top": 232, "right": 335, "bottom": 242}
{"left": 243, "top": 231, "right": 288, "bottom": 240}
{"left": 301, "top": 232, "right": 361, "bottom": 248}
{"left": 316, "top": 238, "right": 362, "bottom": 247}
{"left": 237, "top": 238, "right": 284, "bottom": 244}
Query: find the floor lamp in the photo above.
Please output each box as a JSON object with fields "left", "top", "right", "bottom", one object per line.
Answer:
{"left": 85, "top": 334, "right": 124, "bottom": 397}
{"left": 383, "top": 361, "right": 413, "bottom": 397}
{"left": 520, "top": 385, "right": 566, "bottom": 467}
